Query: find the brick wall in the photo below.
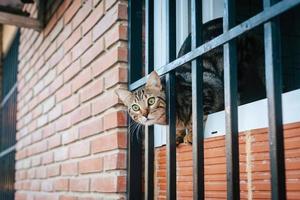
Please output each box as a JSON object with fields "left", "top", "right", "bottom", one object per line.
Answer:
{"left": 155, "top": 122, "right": 300, "bottom": 200}
{"left": 15, "top": 0, "right": 128, "bottom": 200}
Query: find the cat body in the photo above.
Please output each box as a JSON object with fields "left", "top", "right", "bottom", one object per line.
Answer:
{"left": 115, "top": 18, "right": 265, "bottom": 145}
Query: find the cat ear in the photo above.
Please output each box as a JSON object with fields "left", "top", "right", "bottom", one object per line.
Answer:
{"left": 115, "top": 88, "right": 133, "bottom": 106}
{"left": 145, "top": 71, "right": 162, "bottom": 91}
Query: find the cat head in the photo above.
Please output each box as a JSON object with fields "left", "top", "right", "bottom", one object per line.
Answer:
{"left": 115, "top": 71, "right": 167, "bottom": 126}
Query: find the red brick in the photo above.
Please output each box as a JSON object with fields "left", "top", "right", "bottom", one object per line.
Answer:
{"left": 15, "top": 192, "right": 26, "bottom": 200}
{"left": 92, "top": 91, "right": 119, "bottom": 115}
{"left": 31, "top": 180, "right": 40, "bottom": 191}
{"left": 63, "top": 59, "right": 81, "bottom": 82}
{"left": 92, "top": 3, "right": 127, "bottom": 41}
{"left": 55, "top": 115, "right": 72, "bottom": 131}
{"left": 70, "top": 178, "right": 89, "bottom": 192}
{"left": 49, "top": 104, "right": 63, "bottom": 122}
{"left": 104, "top": 23, "right": 127, "bottom": 48}
{"left": 104, "top": 66, "right": 127, "bottom": 89}
{"left": 91, "top": 46, "right": 127, "bottom": 77}
{"left": 82, "top": 1, "right": 104, "bottom": 34}
{"left": 61, "top": 162, "right": 78, "bottom": 176}
{"left": 32, "top": 130, "right": 43, "bottom": 143}
{"left": 48, "top": 134, "right": 61, "bottom": 149}
{"left": 91, "top": 175, "right": 126, "bottom": 192}
{"left": 72, "top": 0, "right": 92, "bottom": 30}
{"left": 63, "top": 27, "right": 81, "bottom": 53}
{"left": 35, "top": 194, "right": 59, "bottom": 200}
{"left": 91, "top": 132, "right": 127, "bottom": 154}
{"left": 56, "top": 84, "right": 72, "bottom": 102}
{"left": 80, "top": 78, "right": 103, "bottom": 102}
{"left": 47, "top": 165, "right": 60, "bottom": 177}
{"left": 56, "top": 0, "right": 72, "bottom": 19}
{"left": 32, "top": 155, "right": 41, "bottom": 167}
{"left": 81, "top": 37, "right": 104, "bottom": 68}
{"left": 57, "top": 53, "right": 72, "bottom": 74}
{"left": 105, "top": 0, "right": 117, "bottom": 11}
{"left": 71, "top": 31, "right": 93, "bottom": 62}
{"left": 71, "top": 104, "right": 91, "bottom": 125}
{"left": 62, "top": 95, "right": 79, "bottom": 113}
{"left": 64, "top": 0, "right": 81, "bottom": 24}
{"left": 41, "top": 180, "right": 53, "bottom": 192}
{"left": 44, "top": 13, "right": 58, "bottom": 36}
{"left": 36, "top": 167, "right": 47, "bottom": 179}
{"left": 54, "top": 178, "right": 69, "bottom": 191}
{"left": 59, "top": 196, "right": 78, "bottom": 200}
{"left": 103, "top": 111, "right": 127, "bottom": 130}
{"left": 62, "top": 128, "right": 79, "bottom": 144}
{"left": 43, "top": 123, "right": 55, "bottom": 138}
{"left": 27, "top": 168, "right": 35, "bottom": 179}
{"left": 79, "top": 117, "right": 103, "bottom": 139}
{"left": 70, "top": 141, "right": 90, "bottom": 158}
{"left": 72, "top": 67, "right": 93, "bottom": 92}
{"left": 79, "top": 157, "right": 103, "bottom": 174}
{"left": 28, "top": 140, "right": 47, "bottom": 156}
{"left": 42, "top": 152, "right": 54, "bottom": 165}
{"left": 54, "top": 147, "right": 69, "bottom": 161}
{"left": 103, "top": 152, "right": 126, "bottom": 170}
{"left": 50, "top": 74, "right": 64, "bottom": 93}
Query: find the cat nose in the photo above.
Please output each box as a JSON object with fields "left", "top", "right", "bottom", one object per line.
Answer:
{"left": 142, "top": 109, "right": 149, "bottom": 117}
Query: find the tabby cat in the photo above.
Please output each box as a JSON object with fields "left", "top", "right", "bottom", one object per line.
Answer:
{"left": 115, "top": 18, "right": 265, "bottom": 145}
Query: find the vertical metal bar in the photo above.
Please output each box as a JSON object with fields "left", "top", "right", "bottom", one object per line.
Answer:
{"left": 127, "top": 0, "right": 143, "bottom": 199}
{"left": 191, "top": 0, "right": 204, "bottom": 200}
{"left": 128, "top": 0, "right": 143, "bottom": 84}
{"left": 263, "top": 1, "right": 286, "bottom": 200}
{"left": 145, "top": 0, "right": 154, "bottom": 75}
{"left": 127, "top": 119, "right": 143, "bottom": 200}
{"left": 144, "top": 126, "right": 154, "bottom": 200}
{"left": 223, "top": 0, "right": 240, "bottom": 199}
{"left": 166, "top": 72, "right": 176, "bottom": 200}
{"left": 166, "top": 1, "right": 177, "bottom": 200}
{"left": 144, "top": 0, "right": 154, "bottom": 199}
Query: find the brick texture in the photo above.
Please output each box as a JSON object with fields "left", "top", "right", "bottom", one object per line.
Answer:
{"left": 15, "top": 1, "right": 128, "bottom": 199}
{"left": 155, "top": 122, "right": 300, "bottom": 199}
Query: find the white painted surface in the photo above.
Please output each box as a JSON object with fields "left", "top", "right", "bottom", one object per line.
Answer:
{"left": 202, "top": 0, "right": 224, "bottom": 23}
{"left": 204, "top": 89, "right": 300, "bottom": 138}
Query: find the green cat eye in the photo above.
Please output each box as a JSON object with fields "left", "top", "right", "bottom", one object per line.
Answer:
{"left": 148, "top": 97, "right": 156, "bottom": 105}
{"left": 132, "top": 104, "right": 140, "bottom": 111}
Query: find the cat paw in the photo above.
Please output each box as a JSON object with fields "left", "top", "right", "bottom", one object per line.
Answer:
{"left": 183, "top": 133, "right": 193, "bottom": 144}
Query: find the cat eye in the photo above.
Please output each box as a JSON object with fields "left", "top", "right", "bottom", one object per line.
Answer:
{"left": 132, "top": 104, "right": 140, "bottom": 111}
{"left": 148, "top": 97, "right": 156, "bottom": 105}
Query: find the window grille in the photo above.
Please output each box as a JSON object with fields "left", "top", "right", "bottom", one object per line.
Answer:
{"left": 127, "top": 0, "right": 300, "bottom": 199}
{"left": 0, "top": 31, "right": 19, "bottom": 200}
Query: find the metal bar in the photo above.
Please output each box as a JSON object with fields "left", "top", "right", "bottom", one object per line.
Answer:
{"left": 127, "top": 119, "right": 143, "bottom": 200}
{"left": 191, "top": 0, "right": 204, "bottom": 200}
{"left": 128, "top": 0, "right": 143, "bottom": 84}
{"left": 127, "top": 0, "right": 143, "bottom": 199}
{"left": 166, "top": 1, "right": 176, "bottom": 199}
{"left": 166, "top": 72, "right": 176, "bottom": 200}
{"left": 144, "top": 126, "right": 154, "bottom": 200}
{"left": 129, "top": 0, "right": 300, "bottom": 91}
{"left": 145, "top": 0, "right": 154, "bottom": 75}
{"left": 0, "top": 145, "right": 16, "bottom": 159}
{"left": 1, "top": 84, "right": 17, "bottom": 107}
{"left": 263, "top": 0, "right": 286, "bottom": 199}
{"left": 144, "top": 0, "right": 154, "bottom": 199}
{"left": 223, "top": 0, "right": 240, "bottom": 199}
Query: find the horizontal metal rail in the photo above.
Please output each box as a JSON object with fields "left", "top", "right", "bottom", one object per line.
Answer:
{"left": 1, "top": 83, "right": 17, "bottom": 107}
{"left": 129, "top": 0, "right": 300, "bottom": 91}
{"left": 0, "top": 145, "right": 15, "bottom": 159}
